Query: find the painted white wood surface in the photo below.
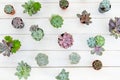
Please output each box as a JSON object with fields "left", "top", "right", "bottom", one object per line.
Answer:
{"left": 0, "top": 0, "right": 120, "bottom": 80}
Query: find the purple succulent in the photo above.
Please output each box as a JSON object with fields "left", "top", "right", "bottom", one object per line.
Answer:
{"left": 58, "top": 32, "right": 73, "bottom": 49}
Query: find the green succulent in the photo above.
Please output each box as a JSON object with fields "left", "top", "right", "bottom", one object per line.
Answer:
{"left": 69, "top": 52, "right": 80, "bottom": 64}
{"left": 56, "top": 69, "right": 69, "bottom": 80}
{"left": 15, "top": 61, "right": 31, "bottom": 80}
{"left": 22, "top": 0, "right": 41, "bottom": 16}
{"left": 95, "top": 35, "right": 105, "bottom": 47}
{"left": 50, "top": 15, "right": 64, "bottom": 28}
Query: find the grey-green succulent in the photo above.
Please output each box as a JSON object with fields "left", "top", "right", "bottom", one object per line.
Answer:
{"left": 35, "top": 53, "right": 49, "bottom": 66}
{"left": 15, "top": 61, "right": 31, "bottom": 80}
{"left": 69, "top": 52, "right": 80, "bottom": 64}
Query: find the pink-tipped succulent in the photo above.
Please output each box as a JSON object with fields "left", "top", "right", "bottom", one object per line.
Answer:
{"left": 58, "top": 32, "right": 73, "bottom": 49}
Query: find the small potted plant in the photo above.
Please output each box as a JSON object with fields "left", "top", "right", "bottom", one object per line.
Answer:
{"left": 77, "top": 10, "right": 92, "bottom": 25}
{"left": 50, "top": 15, "right": 64, "bottom": 28}
{"left": 0, "top": 36, "right": 21, "bottom": 57}
{"left": 4, "top": 4, "right": 15, "bottom": 15}
{"left": 15, "top": 61, "right": 31, "bottom": 80}
{"left": 87, "top": 35, "right": 105, "bottom": 56}
{"left": 22, "top": 0, "right": 42, "bottom": 16}
{"left": 109, "top": 17, "right": 120, "bottom": 39}
{"left": 59, "top": 0, "right": 69, "bottom": 10}
{"left": 92, "top": 60, "right": 102, "bottom": 70}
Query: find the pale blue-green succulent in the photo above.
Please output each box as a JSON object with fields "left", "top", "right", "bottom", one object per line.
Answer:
{"left": 69, "top": 52, "right": 80, "bottom": 64}
{"left": 87, "top": 37, "right": 96, "bottom": 48}
{"left": 35, "top": 53, "right": 49, "bottom": 66}
{"left": 56, "top": 69, "right": 69, "bottom": 80}
{"left": 15, "top": 61, "right": 31, "bottom": 80}
{"left": 98, "top": 0, "right": 111, "bottom": 13}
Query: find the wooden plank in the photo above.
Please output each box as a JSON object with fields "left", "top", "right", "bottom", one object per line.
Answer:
{"left": 0, "top": 3, "right": 120, "bottom": 18}
{"left": 0, "top": 68, "right": 120, "bottom": 80}
{"left": 0, "top": 51, "right": 120, "bottom": 67}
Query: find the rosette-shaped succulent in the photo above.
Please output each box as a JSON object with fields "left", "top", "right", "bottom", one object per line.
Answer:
{"left": 77, "top": 10, "right": 92, "bottom": 25}
{"left": 30, "top": 25, "right": 44, "bottom": 41}
{"left": 35, "top": 53, "right": 49, "bottom": 66}
{"left": 95, "top": 35, "right": 105, "bottom": 47}
{"left": 87, "top": 37, "right": 96, "bottom": 48}
{"left": 109, "top": 17, "right": 120, "bottom": 39}
{"left": 69, "top": 52, "right": 80, "bottom": 64}
{"left": 50, "top": 15, "right": 64, "bottom": 28}
{"left": 0, "top": 36, "right": 21, "bottom": 57}
{"left": 58, "top": 32, "right": 73, "bottom": 49}
{"left": 12, "top": 17, "right": 24, "bottom": 29}
{"left": 56, "top": 69, "right": 69, "bottom": 80}
{"left": 22, "top": 0, "right": 41, "bottom": 16}
{"left": 92, "top": 60, "right": 102, "bottom": 70}
{"left": 4, "top": 5, "right": 15, "bottom": 15}
{"left": 98, "top": 0, "right": 111, "bottom": 13}
{"left": 15, "top": 61, "right": 31, "bottom": 80}
{"left": 87, "top": 35, "right": 105, "bottom": 56}
{"left": 59, "top": 0, "right": 69, "bottom": 9}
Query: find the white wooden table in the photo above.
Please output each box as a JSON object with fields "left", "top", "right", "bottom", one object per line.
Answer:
{"left": 0, "top": 0, "right": 120, "bottom": 80}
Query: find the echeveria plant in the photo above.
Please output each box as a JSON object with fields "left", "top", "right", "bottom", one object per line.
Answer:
{"left": 69, "top": 52, "right": 80, "bottom": 64}
{"left": 59, "top": 0, "right": 69, "bottom": 9}
{"left": 22, "top": 0, "right": 41, "bottom": 16}
{"left": 4, "top": 5, "right": 15, "bottom": 15}
{"left": 87, "top": 35, "right": 105, "bottom": 55}
{"left": 0, "top": 36, "right": 21, "bottom": 57}
{"left": 15, "top": 61, "right": 31, "bottom": 80}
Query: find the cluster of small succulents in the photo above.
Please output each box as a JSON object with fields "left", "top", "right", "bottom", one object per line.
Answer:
{"left": 69, "top": 52, "right": 80, "bottom": 64}
{"left": 59, "top": 0, "right": 69, "bottom": 9}
{"left": 87, "top": 35, "right": 105, "bottom": 55}
{"left": 92, "top": 60, "right": 102, "bottom": 70}
{"left": 77, "top": 10, "right": 92, "bottom": 25}
{"left": 109, "top": 17, "right": 120, "bottom": 39}
{"left": 35, "top": 53, "right": 49, "bottom": 66}
{"left": 15, "top": 61, "right": 31, "bottom": 80}
{"left": 50, "top": 15, "right": 64, "bottom": 28}
{"left": 56, "top": 69, "right": 69, "bottom": 80}
{"left": 22, "top": 0, "right": 41, "bottom": 16}
{"left": 12, "top": 17, "right": 24, "bottom": 29}
{"left": 4, "top": 5, "right": 15, "bottom": 15}
{"left": 0, "top": 36, "right": 21, "bottom": 57}
{"left": 58, "top": 32, "right": 73, "bottom": 49}
{"left": 98, "top": 0, "right": 111, "bottom": 13}
{"left": 30, "top": 25, "right": 44, "bottom": 41}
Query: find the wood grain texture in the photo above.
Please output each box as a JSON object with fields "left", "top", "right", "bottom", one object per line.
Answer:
{"left": 0, "top": 0, "right": 120, "bottom": 80}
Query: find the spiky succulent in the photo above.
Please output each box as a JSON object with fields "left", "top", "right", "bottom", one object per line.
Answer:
{"left": 0, "top": 36, "right": 21, "bottom": 57}
{"left": 15, "top": 61, "right": 31, "bottom": 80}
{"left": 56, "top": 69, "right": 69, "bottom": 80}
{"left": 59, "top": 0, "right": 69, "bottom": 9}
{"left": 35, "top": 53, "right": 49, "bottom": 66}
{"left": 58, "top": 32, "right": 73, "bottom": 49}
{"left": 30, "top": 25, "right": 44, "bottom": 41}
{"left": 50, "top": 15, "right": 64, "bottom": 28}
{"left": 98, "top": 0, "right": 111, "bottom": 13}
{"left": 87, "top": 35, "right": 105, "bottom": 55}
{"left": 77, "top": 10, "right": 92, "bottom": 25}
{"left": 4, "top": 5, "right": 15, "bottom": 15}
{"left": 109, "top": 17, "right": 120, "bottom": 39}
{"left": 69, "top": 52, "right": 80, "bottom": 64}
{"left": 22, "top": 0, "right": 41, "bottom": 16}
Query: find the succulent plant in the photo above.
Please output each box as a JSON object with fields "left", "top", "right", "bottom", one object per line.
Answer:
{"left": 59, "top": 0, "right": 69, "bottom": 9}
{"left": 92, "top": 60, "right": 102, "bottom": 70}
{"left": 98, "top": 0, "right": 111, "bottom": 13}
{"left": 12, "top": 17, "right": 24, "bottom": 29}
{"left": 30, "top": 25, "right": 44, "bottom": 41}
{"left": 58, "top": 32, "right": 73, "bottom": 49}
{"left": 109, "top": 17, "right": 120, "bottom": 39}
{"left": 15, "top": 61, "right": 31, "bottom": 80}
{"left": 50, "top": 15, "right": 64, "bottom": 28}
{"left": 22, "top": 0, "right": 41, "bottom": 16}
{"left": 35, "top": 53, "right": 49, "bottom": 66}
{"left": 69, "top": 52, "right": 80, "bottom": 64}
{"left": 77, "top": 10, "right": 92, "bottom": 25}
{"left": 0, "top": 36, "right": 21, "bottom": 57}
{"left": 4, "top": 5, "right": 15, "bottom": 15}
{"left": 56, "top": 69, "right": 69, "bottom": 80}
{"left": 87, "top": 35, "right": 105, "bottom": 56}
